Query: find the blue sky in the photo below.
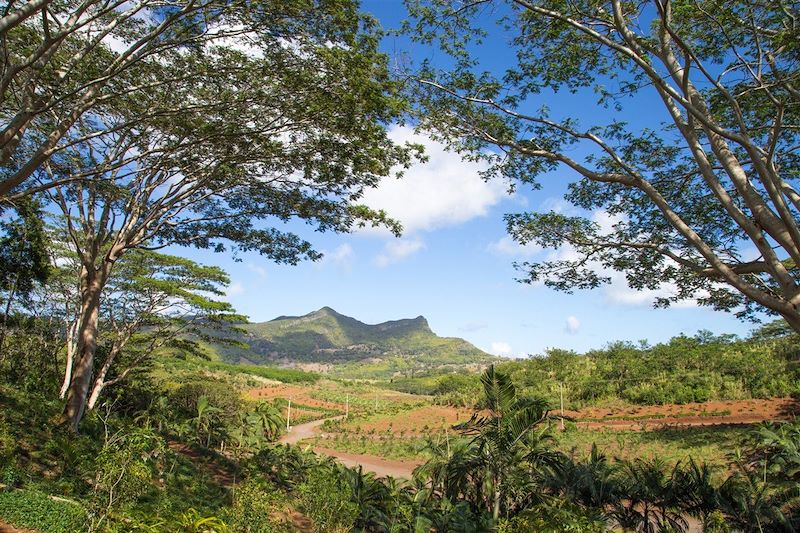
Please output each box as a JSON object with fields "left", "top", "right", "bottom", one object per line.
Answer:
{"left": 184, "top": 1, "right": 757, "bottom": 358}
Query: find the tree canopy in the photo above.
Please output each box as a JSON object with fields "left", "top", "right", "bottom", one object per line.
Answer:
{"left": 7, "top": 0, "right": 419, "bottom": 430}
{"left": 404, "top": 0, "right": 800, "bottom": 329}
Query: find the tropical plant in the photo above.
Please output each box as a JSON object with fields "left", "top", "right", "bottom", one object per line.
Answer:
{"left": 191, "top": 396, "right": 224, "bottom": 448}
{"left": 611, "top": 458, "right": 687, "bottom": 533}
{"left": 444, "top": 365, "right": 556, "bottom": 520}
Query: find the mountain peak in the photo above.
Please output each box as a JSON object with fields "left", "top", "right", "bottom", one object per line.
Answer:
{"left": 215, "top": 307, "right": 496, "bottom": 377}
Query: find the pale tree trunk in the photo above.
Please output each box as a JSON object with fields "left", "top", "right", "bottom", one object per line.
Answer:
{"left": 59, "top": 318, "right": 79, "bottom": 399}
{"left": 63, "top": 263, "right": 108, "bottom": 431}
{"left": 86, "top": 342, "right": 123, "bottom": 411}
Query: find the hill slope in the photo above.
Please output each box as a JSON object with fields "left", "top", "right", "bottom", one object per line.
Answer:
{"left": 208, "top": 307, "right": 496, "bottom": 377}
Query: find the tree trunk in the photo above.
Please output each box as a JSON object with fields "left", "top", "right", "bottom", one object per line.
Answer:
{"left": 492, "top": 475, "right": 500, "bottom": 521}
{"left": 63, "top": 265, "right": 106, "bottom": 431}
{"left": 59, "top": 318, "right": 78, "bottom": 399}
{"left": 86, "top": 343, "right": 121, "bottom": 410}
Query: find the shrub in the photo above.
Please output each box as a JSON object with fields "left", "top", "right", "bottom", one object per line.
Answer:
{"left": 496, "top": 503, "right": 606, "bottom": 533}
{"left": 226, "top": 479, "right": 290, "bottom": 532}
{"left": 169, "top": 379, "right": 243, "bottom": 420}
{"left": 297, "top": 468, "right": 358, "bottom": 533}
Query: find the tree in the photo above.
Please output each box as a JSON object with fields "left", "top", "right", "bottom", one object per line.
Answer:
{"left": 0, "top": 199, "right": 50, "bottom": 356}
{"left": 405, "top": 0, "right": 800, "bottom": 330}
{"left": 83, "top": 249, "right": 242, "bottom": 411}
{"left": 32, "top": 0, "right": 414, "bottom": 431}
{"left": 451, "top": 365, "right": 555, "bottom": 521}
{"left": 1, "top": 0, "right": 397, "bottom": 199}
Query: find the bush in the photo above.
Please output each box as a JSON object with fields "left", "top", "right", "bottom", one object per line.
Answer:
{"left": 169, "top": 379, "right": 243, "bottom": 420}
{"left": 225, "top": 479, "right": 290, "bottom": 532}
{"left": 0, "top": 489, "right": 87, "bottom": 532}
{"left": 496, "top": 502, "right": 606, "bottom": 533}
{"left": 297, "top": 468, "right": 358, "bottom": 533}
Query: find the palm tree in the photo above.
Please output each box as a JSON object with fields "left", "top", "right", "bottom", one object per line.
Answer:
{"left": 453, "top": 364, "right": 553, "bottom": 521}
{"left": 676, "top": 458, "right": 721, "bottom": 530}
{"left": 611, "top": 458, "right": 687, "bottom": 533}
{"left": 191, "top": 395, "right": 223, "bottom": 447}
{"left": 342, "top": 465, "right": 391, "bottom": 531}
{"left": 547, "top": 444, "right": 618, "bottom": 513}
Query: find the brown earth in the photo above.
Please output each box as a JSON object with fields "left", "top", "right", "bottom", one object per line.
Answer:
{"left": 352, "top": 397, "right": 799, "bottom": 434}
{"left": 567, "top": 397, "right": 799, "bottom": 430}
{"left": 342, "top": 405, "right": 475, "bottom": 435}
{"left": 246, "top": 385, "right": 343, "bottom": 411}
{"left": 0, "top": 522, "right": 37, "bottom": 533}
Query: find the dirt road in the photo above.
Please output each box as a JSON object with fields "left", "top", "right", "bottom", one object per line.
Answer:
{"left": 280, "top": 417, "right": 421, "bottom": 478}
{"left": 279, "top": 416, "right": 342, "bottom": 445}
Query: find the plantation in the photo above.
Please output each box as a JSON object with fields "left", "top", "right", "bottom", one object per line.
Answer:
{"left": 2, "top": 350, "right": 799, "bottom": 532}
{"left": 387, "top": 330, "right": 800, "bottom": 409}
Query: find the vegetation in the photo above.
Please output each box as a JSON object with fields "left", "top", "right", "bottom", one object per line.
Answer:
{"left": 204, "top": 306, "right": 496, "bottom": 377}
{"left": 2, "top": 1, "right": 799, "bottom": 531}
{"left": 406, "top": 0, "right": 800, "bottom": 330}
{"left": 4, "top": 0, "right": 416, "bottom": 431}
{"left": 388, "top": 328, "right": 800, "bottom": 408}
{"left": 0, "top": 333, "right": 799, "bottom": 532}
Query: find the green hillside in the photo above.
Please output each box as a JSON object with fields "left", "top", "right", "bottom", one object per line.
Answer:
{"left": 206, "top": 307, "right": 496, "bottom": 377}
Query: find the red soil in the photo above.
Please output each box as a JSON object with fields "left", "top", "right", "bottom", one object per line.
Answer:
{"left": 566, "top": 397, "right": 799, "bottom": 430}
{"left": 0, "top": 522, "right": 37, "bottom": 533}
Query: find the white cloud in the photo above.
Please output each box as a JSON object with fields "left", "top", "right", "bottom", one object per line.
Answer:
{"left": 247, "top": 263, "right": 268, "bottom": 279}
{"left": 319, "top": 243, "right": 355, "bottom": 271}
{"left": 565, "top": 315, "right": 581, "bottom": 334}
{"left": 490, "top": 341, "right": 513, "bottom": 356}
{"left": 374, "top": 238, "right": 425, "bottom": 267}
{"left": 225, "top": 282, "right": 244, "bottom": 299}
{"left": 361, "top": 125, "right": 507, "bottom": 235}
{"left": 487, "top": 235, "right": 543, "bottom": 258}
{"left": 539, "top": 197, "right": 575, "bottom": 214}
{"left": 592, "top": 209, "right": 626, "bottom": 235}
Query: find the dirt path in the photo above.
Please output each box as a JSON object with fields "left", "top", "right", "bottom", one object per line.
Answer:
{"left": 281, "top": 417, "right": 421, "bottom": 478}
{"left": 279, "top": 416, "right": 344, "bottom": 445}
{"left": 0, "top": 522, "right": 37, "bottom": 533}
{"left": 313, "top": 447, "right": 422, "bottom": 479}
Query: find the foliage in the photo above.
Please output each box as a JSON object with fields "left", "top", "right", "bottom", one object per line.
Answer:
{"left": 0, "top": 199, "right": 50, "bottom": 305}
{"left": 393, "top": 330, "right": 800, "bottom": 408}
{"left": 0, "top": 490, "right": 87, "bottom": 533}
{"left": 225, "top": 479, "right": 290, "bottom": 533}
{"left": 2, "top": 333, "right": 800, "bottom": 532}
{"left": 297, "top": 467, "right": 359, "bottom": 533}
{"left": 405, "top": 0, "right": 800, "bottom": 330}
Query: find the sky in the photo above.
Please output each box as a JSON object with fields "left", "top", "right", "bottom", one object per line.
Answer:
{"left": 181, "top": 0, "right": 757, "bottom": 358}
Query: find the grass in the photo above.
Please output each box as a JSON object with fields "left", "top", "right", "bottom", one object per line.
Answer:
{"left": 0, "top": 489, "right": 88, "bottom": 533}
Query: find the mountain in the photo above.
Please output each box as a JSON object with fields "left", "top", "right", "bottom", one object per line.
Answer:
{"left": 206, "top": 307, "right": 496, "bottom": 377}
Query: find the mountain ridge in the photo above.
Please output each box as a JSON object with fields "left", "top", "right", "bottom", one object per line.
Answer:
{"left": 206, "top": 307, "right": 495, "bottom": 377}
